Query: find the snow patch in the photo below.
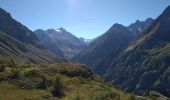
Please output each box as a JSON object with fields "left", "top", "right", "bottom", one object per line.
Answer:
{"left": 138, "top": 28, "right": 141, "bottom": 31}
{"left": 56, "top": 29, "right": 61, "bottom": 32}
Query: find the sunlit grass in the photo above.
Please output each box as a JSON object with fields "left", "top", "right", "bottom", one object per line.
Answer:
{"left": 0, "top": 60, "right": 162, "bottom": 100}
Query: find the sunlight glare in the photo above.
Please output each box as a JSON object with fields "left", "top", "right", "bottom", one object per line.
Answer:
{"left": 69, "top": 0, "right": 77, "bottom": 9}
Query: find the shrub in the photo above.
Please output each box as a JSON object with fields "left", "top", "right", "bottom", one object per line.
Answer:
{"left": 51, "top": 76, "right": 65, "bottom": 97}
{"left": 24, "top": 69, "right": 40, "bottom": 78}
{"left": 0, "top": 64, "right": 5, "bottom": 72}
{"left": 39, "top": 75, "right": 48, "bottom": 89}
{"left": 46, "top": 77, "right": 53, "bottom": 87}
{"left": 8, "top": 58, "right": 17, "bottom": 67}
{"left": 8, "top": 69, "right": 21, "bottom": 79}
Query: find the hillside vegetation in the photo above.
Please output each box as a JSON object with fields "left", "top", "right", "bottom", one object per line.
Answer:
{"left": 1, "top": 59, "right": 167, "bottom": 100}
{"left": 0, "top": 59, "right": 131, "bottom": 100}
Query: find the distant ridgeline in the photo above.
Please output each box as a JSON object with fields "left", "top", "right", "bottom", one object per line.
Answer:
{"left": 34, "top": 28, "right": 87, "bottom": 60}
{"left": 73, "top": 6, "right": 170, "bottom": 97}
{"left": 0, "top": 8, "right": 60, "bottom": 63}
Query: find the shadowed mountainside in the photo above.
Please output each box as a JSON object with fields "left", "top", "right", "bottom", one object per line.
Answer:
{"left": 0, "top": 8, "right": 60, "bottom": 63}
{"left": 103, "top": 6, "right": 170, "bottom": 97}
{"left": 72, "top": 23, "right": 134, "bottom": 74}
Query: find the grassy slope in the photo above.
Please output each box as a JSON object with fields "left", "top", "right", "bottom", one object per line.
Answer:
{"left": 0, "top": 82, "right": 45, "bottom": 100}
{"left": 0, "top": 60, "right": 135, "bottom": 100}
{"left": 0, "top": 60, "right": 168, "bottom": 100}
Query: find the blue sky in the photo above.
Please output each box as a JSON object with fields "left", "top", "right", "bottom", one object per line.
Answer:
{"left": 0, "top": 0, "right": 170, "bottom": 39}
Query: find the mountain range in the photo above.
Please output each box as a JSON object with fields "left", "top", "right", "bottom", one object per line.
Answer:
{"left": 0, "top": 7, "right": 151, "bottom": 100}
{"left": 0, "top": 8, "right": 60, "bottom": 63}
{"left": 128, "top": 18, "right": 154, "bottom": 36}
{"left": 72, "top": 18, "right": 154, "bottom": 75}
{"left": 34, "top": 28, "right": 87, "bottom": 60}
{"left": 79, "top": 37, "right": 94, "bottom": 45}
{"left": 0, "top": 5, "right": 170, "bottom": 99}
{"left": 104, "top": 6, "right": 170, "bottom": 96}
{"left": 72, "top": 6, "right": 170, "bottom": 97}
{"left": 72, "top": 23, "right": 134, "bottom": 74}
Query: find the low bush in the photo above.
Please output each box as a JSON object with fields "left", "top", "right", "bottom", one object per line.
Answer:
{"left": 8, "top": 69, "right": 21, "bottom": 79}
{"left": 0, "top": 64, "right": 5, "bottom": 72}
{"left": 39, "top": 75, "right": 48, "bottom": 89}
{"left": 59, "top": 69, "right": 93, "bottom": 78}
{"left": 24, "top": 69, "right": 40, "bottom": 78}
{"left": 8, "top": 58, "right": 17, "bottom": 67}
{"left": 46, "top": 77, "right": 53, "bottom": 87}
{"left": 51, "top": 76, "right": 65, "bottom": 97}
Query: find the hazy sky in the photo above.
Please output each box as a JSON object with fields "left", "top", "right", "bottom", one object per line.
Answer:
{"left": 0, "top": 0, "right": 170, "bottom": 39}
